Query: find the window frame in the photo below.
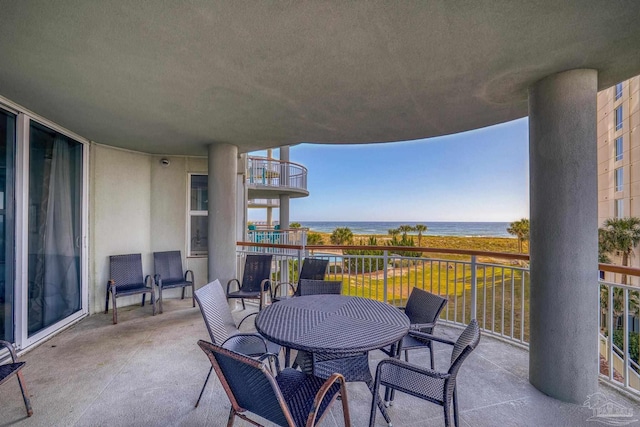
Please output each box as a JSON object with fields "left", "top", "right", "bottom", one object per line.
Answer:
{"left": 615, "top": 199, "right": 624, "bottom": 218}
{"left": 615, "top": 136, "right": 623, "bottom": 162}
{"left": 615, "top": 105, "right": 623, "bottom": 131}
{"left": 615, "top": 83, "right": 623, "bottom": 101}
{"left": 187, "top": 173, "right": 208, "bottom": 257}
{"left": 615, "top": 167, "right": 623, "bottom": 192}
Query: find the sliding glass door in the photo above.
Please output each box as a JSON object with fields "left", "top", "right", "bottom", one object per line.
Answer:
{"left": 27, "top": 122, "right": 83, "bottom": 336}
{"left": 0, "top": 109, "right": 15, "bottom": 342}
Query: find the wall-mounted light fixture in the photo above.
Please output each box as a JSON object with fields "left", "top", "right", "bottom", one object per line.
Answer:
{"left": 160, "top": 158, "right": 170, "bottom": 167}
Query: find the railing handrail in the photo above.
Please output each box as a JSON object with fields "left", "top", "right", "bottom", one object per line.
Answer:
{"left": 247, "top": 156, "right": 308, "bottom": 174}
{"left": 237, "top": 241, "right": 529, "bottom": 261}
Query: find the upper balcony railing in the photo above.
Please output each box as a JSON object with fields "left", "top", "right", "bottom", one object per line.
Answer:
{"left": 247, "top": 156, "right": 308, "bottom": 192}
{"left": 236, "top": 241, "right": 640, "bottom": 398}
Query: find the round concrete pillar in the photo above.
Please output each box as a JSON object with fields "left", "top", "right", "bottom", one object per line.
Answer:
{"left": 279, "top": 146, "right": 290, "bottom": 228}
{"left": 528, "top": 69, "right": 598, "bottom": 403}
{"left": 207, "top": 143, "right": 238, "bottom": 284}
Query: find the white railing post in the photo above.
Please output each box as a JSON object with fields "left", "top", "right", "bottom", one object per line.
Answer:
{"left": 624, "top": 288, "right": 629, "bottom": 388}
{"left": 470, "top": 255, "right": 477, "bottom": 320}
{"left": 383, "top": 250, "right": 389, "bottom": 303}
{"left": 608, "top": 286, "right": 614, "bottom": 382}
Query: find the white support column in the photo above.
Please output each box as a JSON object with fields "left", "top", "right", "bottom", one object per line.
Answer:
{"left": 208, "top": 143, "right": 238, "bottom": 285}
{"left": 528, "top": 69, "right": 598, "bottom": 404}
{"left": 279, "top": 146, "right": 290, "bottom": 229}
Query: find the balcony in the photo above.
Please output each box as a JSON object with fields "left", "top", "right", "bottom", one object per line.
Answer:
{"left": 247, "top": 156, "right": 309, "bottom": 200}
{"left": 3, "top": 244, "right": 640, "bottom": 426}
{"left": 3, "top": 299, "right": 638, "bottom": 426}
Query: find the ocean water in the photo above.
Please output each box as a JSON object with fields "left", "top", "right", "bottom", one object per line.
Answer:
{"left": 297, "top": 221, "right": 513, "bottom": 238}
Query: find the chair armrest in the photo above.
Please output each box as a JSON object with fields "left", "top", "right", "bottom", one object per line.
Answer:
{"left": 307, "top": 373, "right": 349, "bottom": 427}
{"left": 408, "top": 330, "right": 456, "bottom": 346}
{"left": 409, "top": 322, "right": 436, "bottom": 331}
{"left": 260, "top": 278, "right": 271, "bottom": 293}
{"left": 227, "top": 278, "right": 241, "bottom": 294}
{"left": 258, "top": 352, "right": 281, "bottom": 374}
{"left": 271, "top": 282, "right": 296, "bottom": 299}
{"left": 377, "top": 357, "right": 451, "bottom": 380}
{"left": 222, "top": 333, "right": 269, "bottom": 356}
{"left": 154, "top": 274, "right": 161, "bottom": 286}
{"left": 108, "top": 279, "right": 116, "bottom": 290}
{"left": 185, "top": 269, "right": 195, "bottom": 283}
{"left": 145, "top": 275, "right": 153, "bottom": 288}
{"left": 0, "top": 340, "right": 18, "bottom": 362}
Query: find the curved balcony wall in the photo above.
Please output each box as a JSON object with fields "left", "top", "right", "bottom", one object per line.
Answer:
{"left": 247, "top": 156, "right": 309, "bottom": 199}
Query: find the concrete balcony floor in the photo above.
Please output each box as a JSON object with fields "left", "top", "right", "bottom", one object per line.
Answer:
{"left": 2, "top": 299, "right": 639, "bottom": 427}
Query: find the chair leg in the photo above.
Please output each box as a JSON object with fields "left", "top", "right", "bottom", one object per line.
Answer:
{"left": 195, "top": 366, "right": 213, "bottom": 408}
{"left": 151, "top": 287, "right": 156, "bottom": 316}
{"left": 16, "top": 371, "right": 33, "bottom": 417}
{"left": 104, "top": 287, "right": 110, "bottom": 314}
{"left": 444, "top": 397, "right": 452, "bottom": 427}
{"left": 429, "top": 342, "right": 435, "bottom": 370}
{"left": 191, "top": 285, "right": 196, "bottom": 307}
{"left": 453, "top": 388, "right": 459, "bottom": 427}
{"left": 226, "top": 408, "right": 236, "bottom": 427}
{"left": 181, "top": 287, "right": 186, "bottom": 300}
{"left": 141, "top": 293, "right": 146, "bottom": 307}
{"left": 241, "top": 298, "right": 245, "bottom": 310}
{"left": 111, "top": 289, "right": 118, "bottom": 324}
{"left": 158, "top": 286, "right": 163, "bottom": 314}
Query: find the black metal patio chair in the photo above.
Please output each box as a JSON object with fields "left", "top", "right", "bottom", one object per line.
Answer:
{"left": 297, "top": 279, "right": 342, "bottom": 296}
{"left": 105, "top": 253, "right": 156, "bottom": 324}
{"left": 153, "top": 250, "right": 195, "bottom": 313}
{"left": 369, "top": 319, "right": 481, "bottom": 427}
{"left": 381, "top": 287, "right": 448, "bottom": 369}
{"left": 194, "top": 279, "right": 281, "bottom": 407}
{"left": 198, "top": 339, "right": 351, "bottom": 427}
{"left": 0, "top": 340, "right": 33, "bottom": 417}
{"left": 226, "top": 254, "right": 273, "bottom": 311}
{"left": 271, "top": 258, "right": 329, "bottom": 302}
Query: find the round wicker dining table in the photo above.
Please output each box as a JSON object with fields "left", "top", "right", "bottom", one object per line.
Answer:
{"left": 255, "top": 294, "right": 410, "bottom": 425}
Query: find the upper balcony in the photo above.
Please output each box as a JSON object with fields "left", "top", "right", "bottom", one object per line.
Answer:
{"left": 246, "top": 156, "right": 309, "bottom": 200}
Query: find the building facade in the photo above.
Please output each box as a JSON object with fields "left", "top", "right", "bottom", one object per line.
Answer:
{"left": 597, "top": 76, "right": 640, "bottom": 266}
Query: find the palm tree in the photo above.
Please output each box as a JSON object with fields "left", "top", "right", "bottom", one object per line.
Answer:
{"left": 330, "top": 227, "right": 353, "bottom": 245}
{"left": 306, "top": 232, "right": 323, "bottom": 255}
{"left": 507, "top": 218, "right": 530, "bottom": 253}
{"left": 388, "top": 228, "right": 400, "bottom": 238}
{"left": 415, "top": 224, "right": 427, "bottom": 246}
{"left": 398, "top": 225, "right": 415, "bottom": 238}
{"left": 599, "top": 217, "right": 640, "bottom": 284}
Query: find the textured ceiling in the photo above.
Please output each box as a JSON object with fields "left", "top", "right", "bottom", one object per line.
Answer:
{"left": 0, "top": 1, "right": 639, "bottom": 155}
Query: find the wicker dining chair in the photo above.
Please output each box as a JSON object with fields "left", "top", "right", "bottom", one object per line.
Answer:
{"left": 381, "top": 287, "right": 448, "bottom": 369}
{"left": 105, "top": 253, "right": 155, "bottom": 324}
{"left": 198, "top": 340, "right": 351, "bottom": 427}
{"left": 369, "top": 320, "right": 481, "bottom": 427}
{"left": 226, "top": 254, "right": 273, "bottom": 310}
{"left": 194, "top": 279, "right": 281, "bottom": 408}
{"left": 271, "top": 258, "right": 329, "bottom": 302}
{"left": 0, "top": 340, "right": 33, "bottom": 417}
{"left": 153, "top": 250, "right": 195, "bottom": 313}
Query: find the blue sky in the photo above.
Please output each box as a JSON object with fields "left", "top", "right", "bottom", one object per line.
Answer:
{"left": 249, "top": 117, "right": 529, "bottom": 222}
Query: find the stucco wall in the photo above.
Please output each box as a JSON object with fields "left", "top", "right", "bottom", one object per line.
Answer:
{"left": 150, "top": 155, "right": 208, "bottom": 298}
{"left": 90, "top": 145, "right": 210, "bottom": 315}
{"left": 90, "top": 144, "right": 153, "bottom": 314}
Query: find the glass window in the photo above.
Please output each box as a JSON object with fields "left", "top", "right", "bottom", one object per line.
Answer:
{"left": 615, "top": 105, "right": 623, "bottom": 131}
{"left": 615, "top": 83, "right": 623, "bottom": 101}
{"left": 189, "top": 174, "right": 208, "bottom": 256}
{"left": 0, "top": 109, "right": 15, "bottom": 342}
{"left": 615, "top": 199, "right": 624, "bottom": 218}
{"left": 615, "top": 136, "right": 623, "bottom": 162}
{"left": 615, "top": 167, "right": 623, "bottom": 192}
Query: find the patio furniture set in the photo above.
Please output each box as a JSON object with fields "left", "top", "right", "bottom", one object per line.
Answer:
{"left": 1, "top": 253, "right": 480, "bottom": 425}
{"left": 193, "top": 255, "right": 481, "bottom": 427}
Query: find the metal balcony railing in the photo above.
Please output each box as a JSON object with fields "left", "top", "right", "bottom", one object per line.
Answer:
{"left": 247, "top": 156, "right": 307, "bottom": 192}
{"left": 236, "top": 241, "right": 640, "bottom": 398}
